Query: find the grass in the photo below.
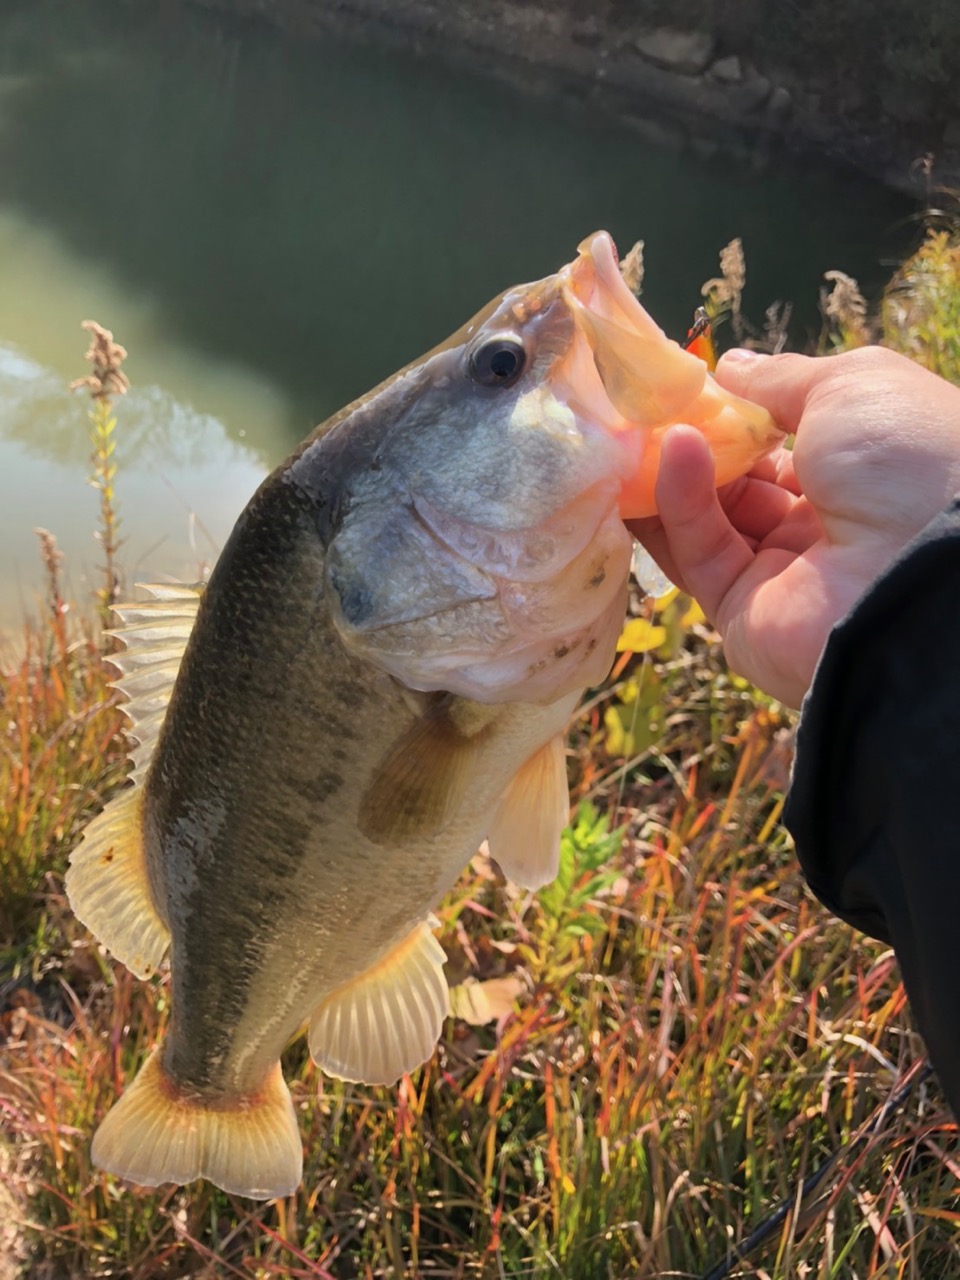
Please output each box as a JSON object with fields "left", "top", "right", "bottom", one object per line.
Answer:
{"left": 3, "top": 570, "right": 957, "bottom": 1279}
{"left": 2, "top": 232, "right": 960, "bottom": 1277}
{"left": 882, "top": 227, "right": 960, "bottom": 383}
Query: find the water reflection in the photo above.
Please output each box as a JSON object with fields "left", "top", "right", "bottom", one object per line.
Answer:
{"left": 0, "top": 204, "right": 279, "bottom": 628}
{"left": 0, "top": 210, "right": 290, "bottom": 466}
{"left": 0, "top": 336, "right": 267, "bottom": 627}
{"left": 0, "top": 0, "right": 913, "bottom": 629}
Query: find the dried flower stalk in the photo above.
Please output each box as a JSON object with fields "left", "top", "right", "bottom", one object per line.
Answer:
{"left": 619, "top": 240, "right": 645, "bottom": 296}
{"left": 70, "top": 320, "right": 127, "bottom": 629}
{"left": 33, "top": 527, "right": 68, "bottom": 660}
{"left": 702, "top": 238, "right": 746, "bottom": 343}
{"left": 820, "top": 270, "right": 871, "bottom": 348}
{"left": 69, "top": 320, "right": 131, "bottom": 401}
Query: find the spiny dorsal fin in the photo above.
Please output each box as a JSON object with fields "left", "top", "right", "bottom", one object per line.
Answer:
{"left": 309, "top": 921, "right": 449, "bottom": 1085}
{"left": 485, "top": 735, "right": 569, "bottom": 890}
{"left": 108, "top": 582, "right": 204, "bottom": 782}
{"left": 65, "top": 583, "right": 203, "bottom": 978}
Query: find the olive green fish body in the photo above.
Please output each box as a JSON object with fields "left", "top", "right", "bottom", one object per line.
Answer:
{"left": 66, "top": 230, "right": 782, "bottom": 1199}
{"left": 146, "top": 470, "right": 572, "bottom": 1099}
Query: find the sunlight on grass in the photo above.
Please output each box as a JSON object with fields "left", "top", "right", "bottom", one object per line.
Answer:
{"left": 882, "top": 227, "right": 960, "bottom": 384}
{"left": 3, "top": 569, "right": 956, "bottom": 1278}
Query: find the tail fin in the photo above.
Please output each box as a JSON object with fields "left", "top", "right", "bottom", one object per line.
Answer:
{"left": 92, "top": 1051, "right": 302, "bottom": 1199}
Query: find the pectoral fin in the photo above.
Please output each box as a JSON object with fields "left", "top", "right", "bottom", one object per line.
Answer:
{"left": 308, "top": 921, "right": 449, "bottom": 1085}
{"left": 485, "top": 735, "right": 569, "bottom": 890}
{"left": 64, "top": 787, "right": 169, "bottom": 979}
{"left": 359, "top": 697, "right": 499, "bottom": 844}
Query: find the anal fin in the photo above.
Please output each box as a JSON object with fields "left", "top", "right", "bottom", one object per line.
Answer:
{"left": 65, "top": 787, "right": 169, "bottom": 979}
{"left": 309, "top": 922, "right": 449, "bottom": 1085}
{"left": 92, "top": 1050, "right": 302, "bottom": 1200}
{"left": 486, "top": 735, "right": 569, "bottom": 890}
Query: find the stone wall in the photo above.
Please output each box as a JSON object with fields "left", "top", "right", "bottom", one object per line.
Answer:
{"left": 186, "top": 0, "right": 959, "bottom": 194}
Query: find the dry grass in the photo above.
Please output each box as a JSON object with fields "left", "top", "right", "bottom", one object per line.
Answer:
{"left": 1, "top": 581, "right": 956, "bottom": 1279}
{"left": 882, "top": 226, "right": 960, "bottom": 384}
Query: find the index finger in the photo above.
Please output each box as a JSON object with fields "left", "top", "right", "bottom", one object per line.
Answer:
{"left": 715, "top": 347, "right": 895, "bottom": 435}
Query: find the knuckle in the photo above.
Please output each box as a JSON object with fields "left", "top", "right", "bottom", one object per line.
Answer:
{"left": 830, "top": 345, "right": 903, "bottom": 376}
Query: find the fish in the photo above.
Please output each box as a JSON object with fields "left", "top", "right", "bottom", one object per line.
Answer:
{"left": 65, "top": 230, "right": 783, "bottom": 1200}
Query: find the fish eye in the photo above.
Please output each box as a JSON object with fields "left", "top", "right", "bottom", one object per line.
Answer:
{"left": 468, "top": 335, "right": 527, "bottom": 388}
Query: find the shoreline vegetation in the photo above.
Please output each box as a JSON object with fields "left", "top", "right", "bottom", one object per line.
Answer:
{"left": 186, "top": 0, "right": 960, "bottom": 195}
{"left": 2, "top": 229, "right": 959, "bottom": 1272}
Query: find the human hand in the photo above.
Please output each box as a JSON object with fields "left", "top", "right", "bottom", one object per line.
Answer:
{"left": 627, "top": 346, "right": 960, "bottom": 707}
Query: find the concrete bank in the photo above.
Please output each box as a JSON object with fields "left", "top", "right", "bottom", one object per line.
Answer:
{"left": 186, "top": 0, "right": 957, "bottom": 195}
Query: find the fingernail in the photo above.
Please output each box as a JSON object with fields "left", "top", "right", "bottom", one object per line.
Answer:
{"left": 720, "top": 348, "right": 765, "bottom": 367}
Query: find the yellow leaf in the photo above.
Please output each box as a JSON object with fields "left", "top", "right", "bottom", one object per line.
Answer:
{"left": 680, "top": 598, "right": 706, "bottom": 627}
{"left": 616, "top": 618, "right": 667, "bottom": 653}
{"left": 652, "top": 586, "right": 680, "bottom": 612}
{"left": 603, "top": 704, "right": 628, "bottom": 756}
{"left": 561, "top": 1174, "right": 576, "bottom": 1194}
{"left": 449, "top": 976, "right": 525, "bottom": 1025}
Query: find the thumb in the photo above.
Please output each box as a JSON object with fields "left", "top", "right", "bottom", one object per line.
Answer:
{"left": 649, "top": 424, "right": 755, "bottom": 623}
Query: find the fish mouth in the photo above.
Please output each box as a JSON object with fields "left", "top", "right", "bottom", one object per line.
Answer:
{"left": 552, "top": 230, "right": 784, "bottom": 520}
{"left": 556, "top": 230, "right": 708, "bottom": 430}
{"left": 562, "top": 231, "right": 633, "bottom": 323}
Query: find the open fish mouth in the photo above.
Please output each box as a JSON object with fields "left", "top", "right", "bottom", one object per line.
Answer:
{"left": 557, "top": 230, "right": 709, "bottom": 431}
{"left": 557, "top": 229, "right": 784, "bottom": 517}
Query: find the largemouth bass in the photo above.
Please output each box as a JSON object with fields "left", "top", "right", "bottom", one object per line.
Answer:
{"left": 66, "top": 231, "right": 782, "bottom": 1199}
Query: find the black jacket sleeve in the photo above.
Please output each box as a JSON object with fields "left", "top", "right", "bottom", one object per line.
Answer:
{"left": 784, "top": 496, "right": 960, "bottom": 1117}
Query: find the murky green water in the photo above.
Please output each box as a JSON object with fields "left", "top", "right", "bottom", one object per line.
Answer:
{"left": 0, "top": 0, "right": 913, "bottom": 632}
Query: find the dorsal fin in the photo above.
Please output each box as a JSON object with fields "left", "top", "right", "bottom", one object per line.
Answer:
{"left": 65, "top": 583, "right": 203, "bottom": 977}
{"left": 108, "top": 582, "right": 204, "bottom": 782}
{"left": 65, "top": 787, "right": 169, "bottom": 977}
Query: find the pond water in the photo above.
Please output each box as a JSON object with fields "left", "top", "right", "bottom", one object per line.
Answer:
{"left": 0, "top": 0, "right": 913, "bottom": 635}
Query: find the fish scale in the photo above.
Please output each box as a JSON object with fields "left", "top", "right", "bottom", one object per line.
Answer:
{"left": 66, "top": 230, "right": 783, "bottom": 1198}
